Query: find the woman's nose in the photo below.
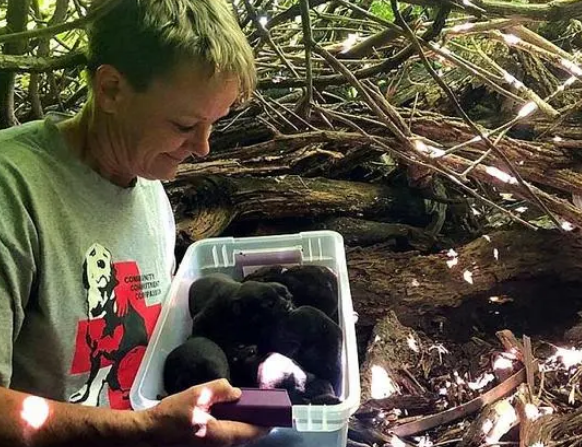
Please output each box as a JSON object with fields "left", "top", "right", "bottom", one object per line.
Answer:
{"left": 186, "top": 125, "right": 211, "bottom": 157}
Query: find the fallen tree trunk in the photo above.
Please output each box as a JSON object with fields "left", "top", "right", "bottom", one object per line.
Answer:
{"left": 172, "top": 109, "right": 582, "bottom": 229}
{"left": 169, "top": 175, "right": 429, "bottom": 242}
{"left": 347, "top": 229, "right": 582, "bottom": 325}
{"left": 168, "top": 176, "right": 582, "bottom": 328}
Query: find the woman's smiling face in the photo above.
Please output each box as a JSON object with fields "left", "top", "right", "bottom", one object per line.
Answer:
{"left": 94, "top": 62, "right": 240, "bottom": 183}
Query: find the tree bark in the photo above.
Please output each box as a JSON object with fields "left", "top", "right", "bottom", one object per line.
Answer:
{"left": 170, "top": 174, "right": 428, "bottom": 243}
{"left": 346, "top": 229, "right": 582, "bottom": 325}
{"left": 204, "top": 112, "right": 582, "bottom": 199}
{"left": 28, "top": 0, "right": 70, "bottom": 119}
{"left": 359, "top": 311, "right": 434, "bottom": 402}
{"left": 0, "top": 0, "right": 31, "bottom": 128}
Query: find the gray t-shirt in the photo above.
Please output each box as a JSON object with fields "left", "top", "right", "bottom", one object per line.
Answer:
{"left": 0, "top": 117, "right": 175, "bottom": 410}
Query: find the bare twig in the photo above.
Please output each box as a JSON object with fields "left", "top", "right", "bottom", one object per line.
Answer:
{"left": 523, "top": 335, "right": 536, "bottom": 399}
{"left": 444, "top": 18, "right": 517, "bottom": 35}
{"left": 316, "top": 106, "right": 538, "bottom": 230}
{"left": 242, "top": 0, "right": 300, "bottom": 78}
{"left": 490, "top": 31, "right": 582, "bottom": 83}
{"left": 0, "top": 50, "right": 87, "bottom": 72}
{"left": 391, "top": 0, "right": 563, "bottom": 229}
{"left": 298, "top": 0, "right": 314, "bottom": 117}
{"left": 0, "top": 0, "right": 122, "bottom": 45}
{"left": 509, "top": 24, "right": 574, "bottom": 62}
{"left": 253, "top": 92, "right": 299, "bottom": 132}
{"left": 397, "top": 0, "right": 582, "bottom": 21}
{"left": 427, "top": 42, "right": 528, "bottom": 107}
{"left": 471, "top": 41, "right": 559, "bottom": 118}
{"left": 314, "top": 45, "right": 411, "bottom": 145}
{"left": 392, "top": 366, "right": 535, "bottom": 437}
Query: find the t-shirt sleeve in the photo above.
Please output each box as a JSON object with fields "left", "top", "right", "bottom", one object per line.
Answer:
{"left": 0, "top": 154, "right": 39, "bottom": 387}
{"left": 159, "top": 182, "right": 176, "bottom": 276}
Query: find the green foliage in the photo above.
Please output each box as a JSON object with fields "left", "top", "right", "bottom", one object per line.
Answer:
{"left": 38, "top": 0, "right": 57, "bottom": 15}
{"left": 369, "top": 0, "right": 394, "bottom": 21}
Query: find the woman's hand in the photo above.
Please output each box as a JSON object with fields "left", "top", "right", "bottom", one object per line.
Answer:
{"left": 143, "top": 378, "right": 269, "bottom": 446}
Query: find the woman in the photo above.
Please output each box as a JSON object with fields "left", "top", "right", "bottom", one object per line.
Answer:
{"left": 0, "top": 0, "right": 264, "bottom": 445}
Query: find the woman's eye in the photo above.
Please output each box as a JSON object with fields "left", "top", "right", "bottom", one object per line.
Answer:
{"left": 174, "top": 123, "right": 196, "bottom": 133}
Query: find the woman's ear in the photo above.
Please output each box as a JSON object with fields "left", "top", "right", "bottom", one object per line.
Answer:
{"left": 92, "top": 64, "right": 131, "bottom": 114}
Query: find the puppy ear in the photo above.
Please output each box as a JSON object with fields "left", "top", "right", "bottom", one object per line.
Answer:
{"left": 82, "top": 260, "right": 89, "bottom": 289}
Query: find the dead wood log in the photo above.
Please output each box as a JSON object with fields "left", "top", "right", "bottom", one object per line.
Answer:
{"left": 204, "top": 110, "right": 582, "bottom": 204}
{"left": 186, "top": 128, "right": 582, "bottom": 229}
{"left": 359, "top": 311, "right": 438, "bottom": 402}
{"left": 524, "top": 406, "right": 582, "bottom": 446}
{"left": 195, "top": 111, "right": 582, "bottom": 229}
{"left": 168, "top": 175, "right": 428, "bottom": 242}
{"left": 347, "top": 229, "right": 582, "bottom": 325}
{"left": 169, "top": 177, "right": 582, "bottom": 328}
{"left": 312, "top": 217, "right": 443, "bottom": 252}
{"left": 175, "top": 130, "right": 383, "bottom": 182}
{"left": 458, "top": 399, "right": 518, "bottom": 447}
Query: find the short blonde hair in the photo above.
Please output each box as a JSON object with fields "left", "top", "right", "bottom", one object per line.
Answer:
{"left": 86, "top": 0, "right": 256, "bottom": 102}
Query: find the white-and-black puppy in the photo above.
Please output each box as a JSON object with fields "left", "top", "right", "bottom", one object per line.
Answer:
{"left": 269, "top": 305, "right": 343, "bottom": 386}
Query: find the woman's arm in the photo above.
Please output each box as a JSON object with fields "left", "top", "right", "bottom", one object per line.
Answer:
{"left": 0, "top": 379, "right": 267, "bottom": 447}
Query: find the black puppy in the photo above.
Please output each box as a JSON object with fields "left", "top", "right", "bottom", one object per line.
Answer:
{"left": 244, "top": 265, "right": 339, "bottom": 322}
{"left": 188, "top": 273, "right": 239, "bottom": 317}
{"left": 269, "top": 305, "right": 343, "bottom": 386}
{"left": 305, "top": 378, "right": 341, "bottom": 405}
{"left": 163, "top": 336, "right": 230, "bottom": 395}
{"left": 227, "top": 344, "right": 263, "bottom": 388}
{"left": 189, "top": 274, "right": 295, "bottom": 352}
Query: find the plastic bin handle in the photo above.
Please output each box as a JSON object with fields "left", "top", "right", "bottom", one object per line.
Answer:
{"left": 234, "top": 247, "right": 303, "bottom": 268}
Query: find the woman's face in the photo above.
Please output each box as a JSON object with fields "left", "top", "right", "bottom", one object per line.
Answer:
{"left": 94, "top": 62, "right": 240, "bottom": 184}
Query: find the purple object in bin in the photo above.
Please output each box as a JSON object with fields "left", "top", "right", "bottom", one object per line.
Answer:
{"left": 211, "top": 388, "right": 293, "bottom": 427}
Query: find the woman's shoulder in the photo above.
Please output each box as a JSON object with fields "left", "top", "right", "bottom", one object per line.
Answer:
{"left": 0, "top": 118, "right": 60, "bottom": 164}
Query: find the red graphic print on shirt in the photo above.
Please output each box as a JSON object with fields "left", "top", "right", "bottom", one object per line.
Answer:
{"left": 69, "top": 243, "right": 161, "bottom": 409}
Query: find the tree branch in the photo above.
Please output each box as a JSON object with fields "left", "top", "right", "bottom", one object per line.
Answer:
{"left": 0, "top": 0, "right": 31, "bottom": 128}
{"left": 398, "top": 0, "right": 582, "bottom": 21}
{"left": 0, "top": 0, "right": 122, "bottom": 45}
{"left": 29, "top": 0, "right": 71, "bottom": 118}
{"left": 298, "top": 0, "right": 314, "bottom": 118}
{"left": 391, "top": 0, "right": 563, "bottom": 229}
{"left": 0, "top": 50, "right": 86, "bottom": 72}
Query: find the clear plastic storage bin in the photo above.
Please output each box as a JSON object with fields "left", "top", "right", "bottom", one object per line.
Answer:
{"left": 130, "top": 230, "right": 360, "bottom": 447}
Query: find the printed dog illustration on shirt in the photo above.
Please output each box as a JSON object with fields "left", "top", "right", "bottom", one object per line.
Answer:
{"left": 69, "top": 243, "right": 149, "bottom": 407}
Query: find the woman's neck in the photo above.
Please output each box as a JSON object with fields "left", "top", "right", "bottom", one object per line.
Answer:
{"left": 56, "top": 105, "right": 136, "bottom": 188}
